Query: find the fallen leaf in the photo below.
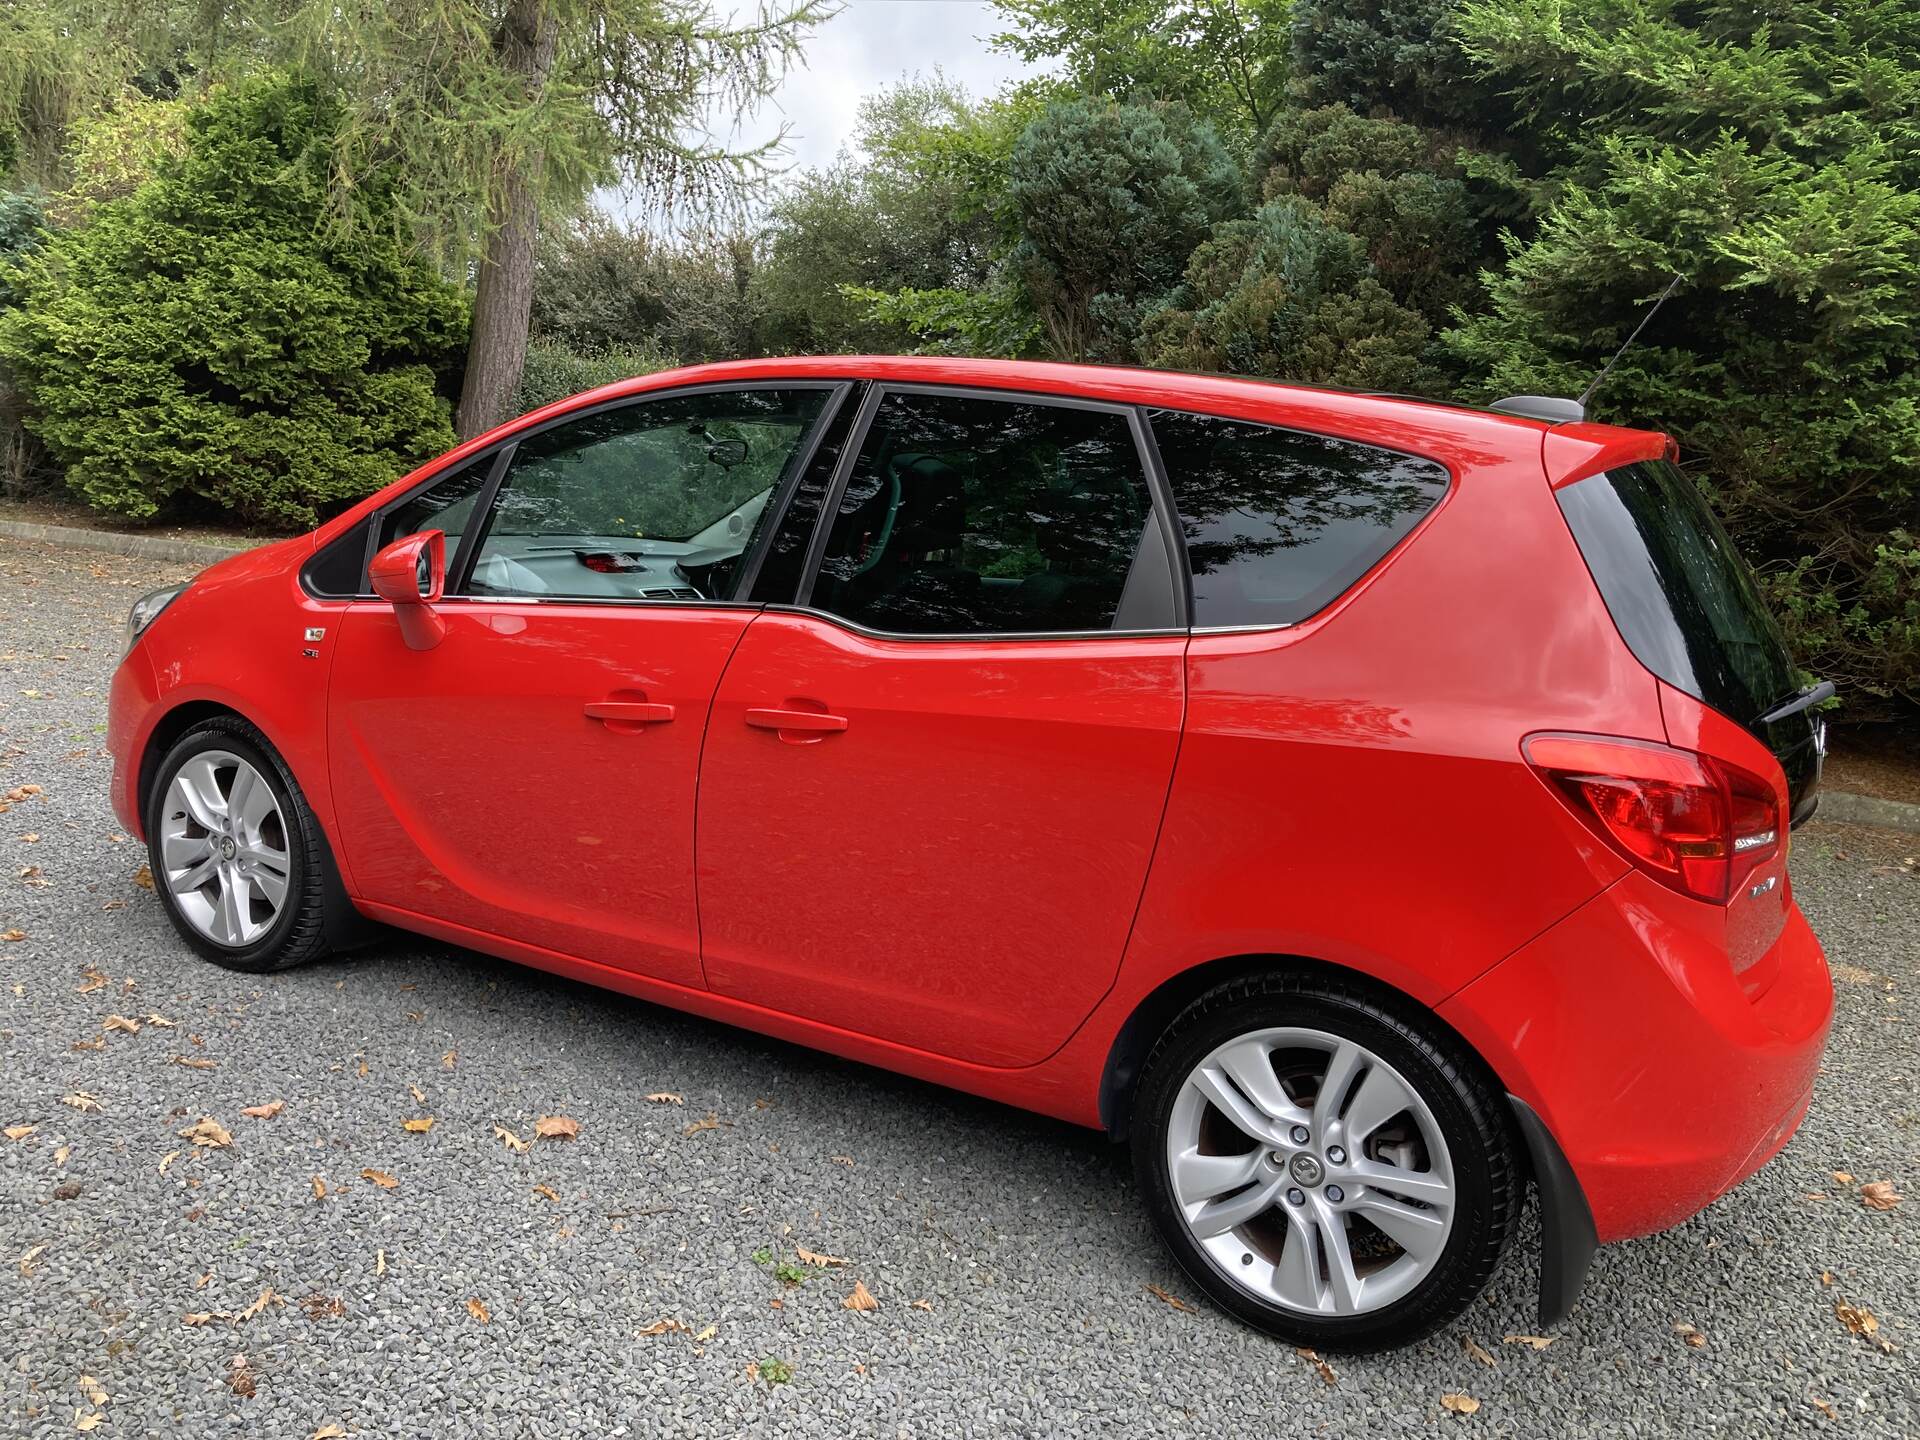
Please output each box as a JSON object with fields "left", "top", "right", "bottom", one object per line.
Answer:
{"left": 181, "top": 1313, "right": 216, "bottom": 1326}
{"left": 70, "top": 1037, "right": 105, "bottom": 1052}
{"left": 5, "top": 784, "right": 41, "bottom": 800}
{"left": 695, "top": 1323, "right": 717, "bottom": 1342}
{"left": 62, "top": 1093, "right": 102, "bottom": 1114}
{"left": 1463, "top": 1336, "right": 1497, "bottom": 1368}
{"left": 1860, "top": 1180, "right": 1901, "bottom": 1211}
{"left": 400, "top": 1117, "right": 434, "bottom": 1134}
{"left": 240, "top": 1100, "right": 284, "bottom": 1120}
{"left": 682, "top": 1113, "right": 720, "bottom": 1137}
{"left": 75, "top": 966, "right": 107, "bottom": 994}
{"left": 1820, "top": 1270, "right": 1834, "bottom": 1286}
{"left": 1440, "top": 1393, "right": 1480, "bottom": 1416}
{"left": 195, "top": 1272, "right": 211, "bottom": 1289}
{"left": 53, "top": 1145, "right": 69, "bottom": 1166}
{"left": 645, "top": 1092, "right": 684, "bottom": 1105}
{"left": 1503, "top": 1334, "right": 1556, "bottom": 1350}
{"left": 534, "top": 1115, "right": 580, "bottom": 1141}
{"left": 796, "top": 1245, "right": 848, "bottom": 1268}
{"left": 77, "top": 1375, "right": 106, "bottom": 1405}
{"left": 235, "top": 1286, "right": 281, "bottom": 1321}
{"left": 18, "top": 1243, "right": 45, "bottom": 1276}
{"left": 441, "top": 1049, "right": 456, "bottom": 1070}
{"left": 146, "top": 1013, "right": 175, "bottom": 1028}
{"left": 1673, "top": 1321, "right": 1707, "bottom": 1348}
{"left": 407, "top": 1083, "right": 426, "bottom": 1106}
{"left": 102, "top": 1014, "right": 139, "bottom": 1034}
{"left": 911, "top": 1298, "right": 933, "bottom": 1312}
{"left": 169, "top": 1055, "right": 217, "bottom": 1070}
{"left": 360, "top": 1168, "right": 398, "bottom": 1189}
{"left": 4, "top": 1124, "right": 35, "bottom": 1141}
{"left": 0, "top": 929, "right": 22, "bottom": 943}
{"left": 753, "top": 1097, "right": 775, "bottom": 1110}
{"left": 494, "top": 1126, "right": 528, "bottom": 1153}
{"left": 311, "top": 1176, "right": 327, "bottom": 1201}
{"left": 178, "top": 1116, "right": 231, "bottom": 1148}
{"left": 1831, "top": 1170, "right": 1855, "bottom": 1185}
{"left": 532, "top": 1184, "right": 560, "bottom": 1203}
{"left": 1811, "top": 1398, "right": 1838, "bottom": 1421}
{"left": 313, "top": 1427, "right": 347, "bottom": 1439}
{"left": 375, "top": 1249, "right": 385, "bottom": 1276}
{"left": 227, "top": 1354, "right": 256, "bottom": 1399}
{"left": 1296, "top": 1346, "right": 1337, "bottom": 1385}
{"left": 1144, "top": 1282, "right": 1193, "bottom": 1312}
{"left": 830, "top": 1154, "right": 854, "bottom": 1166}
{"left": 301, "top": 1294, "right": 346, "bottom": 1320}
{"left": 76, "top": 1413, "right": 104, "bottom": 1432}
{"left": 157, "top": 1150, "right": 180, "bottom": 1175}
{"left": 843, "top": 1279, "right": 878, "bottom": 1312}
{"left": 466, "top": 1297, "right": 490, "bottom": 1324}
{"left": 638, "top": 1317, "right": 689, "bottom": 1337}
{"left": 132, "top": 863, "right": 153, "bottom": 890}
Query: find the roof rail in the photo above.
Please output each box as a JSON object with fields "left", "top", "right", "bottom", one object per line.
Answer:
{"left": 1490, "top": 395, "right": 1587, "bottom": 424}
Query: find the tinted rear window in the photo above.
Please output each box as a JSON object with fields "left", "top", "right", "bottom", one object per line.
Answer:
{"left": 1557, "top": 459, "right": 1799, "bottom": 729}
{"left": 1148, "top": 410, "right": 1450, "bottom": 627}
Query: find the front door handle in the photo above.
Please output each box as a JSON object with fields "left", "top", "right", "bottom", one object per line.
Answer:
{"left": 744, "top": 707, "right": 848, "bottom": 734}
{"left": 585, "top": 700, "right": 675, "bottom": 726}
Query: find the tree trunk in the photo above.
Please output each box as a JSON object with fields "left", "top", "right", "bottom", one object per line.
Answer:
{"left": 454, "top": 0, "right": 558, "bottom": 441}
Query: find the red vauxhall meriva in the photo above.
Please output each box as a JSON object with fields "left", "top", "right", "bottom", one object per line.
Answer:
{"left": 107, "top": 357, "right": 1833, "bottom": 1349}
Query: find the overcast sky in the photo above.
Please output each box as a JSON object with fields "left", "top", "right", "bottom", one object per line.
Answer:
{"left": 600, "top": 1, "right": 1042, "bottom": 223}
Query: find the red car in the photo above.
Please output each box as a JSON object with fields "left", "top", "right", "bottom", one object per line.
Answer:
{"left": 107, "top": 357, "right": 1833, "bottom": 1349}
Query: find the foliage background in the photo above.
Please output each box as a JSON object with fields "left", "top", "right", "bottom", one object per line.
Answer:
{"left": 0, "top": 0, "right": 1914, "bottom": 721}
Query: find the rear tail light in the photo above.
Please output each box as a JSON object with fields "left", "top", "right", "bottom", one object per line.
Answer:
{"left": 1523, "top": 733, "right": 1784, "bottom": 904}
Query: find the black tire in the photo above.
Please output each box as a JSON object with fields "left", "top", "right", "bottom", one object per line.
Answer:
{"left": 144, "top": 715, "right": 344, "bottom": 973}
{"left": 1131, "top": 969, "right": 1521, "bottom": 1351}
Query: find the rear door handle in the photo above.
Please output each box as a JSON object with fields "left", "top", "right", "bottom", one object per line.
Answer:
{"left": 744, "top": 707, "right": 848, "bottom": 734}
{"left": 585, "top": 700, "right": 675, "bottom": 725}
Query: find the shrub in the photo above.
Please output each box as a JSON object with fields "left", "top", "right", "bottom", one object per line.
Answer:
{"left": 0, "top": 73, "right": 468, "bottom": 527}
{"left": 511, "top": 339, "right": 673, "bottom": 416}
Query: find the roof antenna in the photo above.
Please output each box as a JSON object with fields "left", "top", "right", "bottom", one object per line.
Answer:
{"left": 1576, "top": 272, "right": 1684, "bottom": 413}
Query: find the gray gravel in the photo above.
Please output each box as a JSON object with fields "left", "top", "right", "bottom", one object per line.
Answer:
{"left": 1, "top": 534, "right": 1915, "bottom": 1438}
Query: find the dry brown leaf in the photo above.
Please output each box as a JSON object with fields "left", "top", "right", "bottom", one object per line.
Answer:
{"left": 169, "top": 1055, "right": 217, "bottom": 1071}
{"left": 0, "top": 928, "right": 25, "bottom": 942}
{"left": 1673, "top": 1321, "right": 1707, "bottom": 1348}
{"left": 1463, "top": 1336, "right": 1497, "bottom": 1367}
{"left": 1860, "top": 1180, "right": 1902, "bottom": 1211}
{"left": 830, "top": 1154, "right": 854, "bottom": 1166}
{"left": 534, "top": 1115, "right": 580, "bottom": 1141}
{"left": 132, "top": 863, "right": 154, "bottom": 890}
{"left": 466, "top": 1297, "right": 490, "bottom": 1325}
{"left": 4, "top": 1124, "right": 35, "bottom": 1141}
{"left": 796, "top": 1245, "right": 848, "bottom": 1268}
{"left": 313, "top": 1427, "right": 347, "bottom": 1439}
{"left": 682, "top": 1113, "right": 720, "bottom": 1137}
{"left": 18, "top": 1243, "right": 45, "bottom": 1276}
{"left": 695, "top": 1323, "right": 717, "bottom": 1342}
{"left": 645, "top": 1092, "right": 684, "bottom": 1105}
{"left": 532, "top": 1184, "right": 560, "bottom": 1203}
{"left": 240, "top": 1100, "right": 284, "bottom": 1120}
{"left": 1811, "top": 1398, "right": 1839, "bottom": 1421}
{"left": 1440, "top": 1393, "right": 1481, "bottom": 1416}
{"left": 227, "top": 1354, "right": 257, "bottom": 1399}
{"left": 375, "top": 1249, "right": 386, "bottom": 1276}
{"left": 1503, "top": 1334, "right": 1556, "bottom": 1350}
{"left": 360, "top": 1168, "right": 398, "bottom": 1189}
{"left": 1295, "top": 1346, "right": 1337, "bottom": 1385}
{"left": 1144, "top": 1282, "right": 1193, "bottom": 1312}
{"left": 75, "top": 966, "right": 107, "bottom": 994}
{"left": 236, "top": 1286, "right": 280, "bottom": 1321}
{"left": 441, "top": 1049, "right": 456, "bottom": 1070}
{"left": 194, "top": 1272, "right": 212, "bottom": 1290}
{"left": 62, "top": 1093, "right": 102, "bottom": 1114}
{"left": 494, "top": 1126, "right": 528, "bottom": 1153}
{"left": 54, "top": 1145, "right": 69, "bottom": 1166}
{"left": 5, "top": 784, "right": 41, "bottom": 801}
{"left": 77, "top": 1375, "right": 107, "bottom": 1405}
{"left": 638, "top": 1317, "right": 689, "bottom": 1337}
{"left": 144, "top": 1013, "right": 175, "bottom": 1028}
{"left": 301, "top": 1294, "right": 346, "bottom": 1320}
{"left": 102, "top": 1014, "right": 139, "bottom": 1034}
{"left": 843, "top": 1279, "right": 878, "bottom": 1312}
{"left": 70, "top": 1036, "right": 106, "bottom": 1053}
{"left": 1831, "top": 1170, "right": 1855, "bottom": 1185}
{"left": 911, "top": 1298, "right": 933, "bottom": 1312}
{"left": 157, "top": 1150, "right": 179, "bottom": 1175}
{"left": 407, "top": 1083, "right": 426, "bottom": 1106}
{"left": 181, "top": 1313, "right": 216, "bottom": 1326}
{"left": 311, "top": 1176, "right": 327, "bottom": 1201}
{"left": 401, "top": 1117, "right": 434, "bottom": 1134}
{"left": 179, "top": 1116, "right": 232, "bottom": 1148}
{"left": 76, "top": 1413, "right": 104, "bottom": 1432}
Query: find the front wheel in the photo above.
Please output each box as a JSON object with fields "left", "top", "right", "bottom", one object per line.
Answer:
{"left": 1132, "top": 970, "right": 1522, "bottom": 1350}
{"left": 145, "top": 717, "right": 339, "bottom": 972}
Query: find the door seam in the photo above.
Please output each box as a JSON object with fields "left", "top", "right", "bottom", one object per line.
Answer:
{"left": 690, "top": 611, "right": 764, "bottom": 991}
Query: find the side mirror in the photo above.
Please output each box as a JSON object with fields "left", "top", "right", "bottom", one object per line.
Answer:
{"left": 368, "top": 530, "right": 446, "bottom": 651}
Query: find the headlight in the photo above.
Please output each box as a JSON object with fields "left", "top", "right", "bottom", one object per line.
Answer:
{"left": 125, "top": 585, "right": 187, "bottom": 652}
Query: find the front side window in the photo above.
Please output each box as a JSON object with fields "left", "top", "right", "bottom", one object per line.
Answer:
{"left": 1148, "top": 410, "right": 1451, "bottom": 627}
{"left": 465, "top": 387, "right": 831, "bottom": 601}
{"left": 809, "top": 390, "right": 1154, "bottom": 635}
{"left": 377, "top": 455, "right": 492, "bottom": 565}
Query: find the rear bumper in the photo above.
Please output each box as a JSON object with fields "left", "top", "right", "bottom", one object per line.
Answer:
{"left": 1441, "top": 871, "right": 1832, "bottom": 1244}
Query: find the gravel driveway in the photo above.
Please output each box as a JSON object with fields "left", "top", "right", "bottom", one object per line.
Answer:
{"left": 1, "top": 535, "right": 1914, "bottom": 1438}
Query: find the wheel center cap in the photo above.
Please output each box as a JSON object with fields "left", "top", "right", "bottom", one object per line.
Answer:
{"left": 218, "top": 836, "right": 237, "bottom": 861}
{"left": 1289, "top": 1153, "right": 1324, "bottom": 1186}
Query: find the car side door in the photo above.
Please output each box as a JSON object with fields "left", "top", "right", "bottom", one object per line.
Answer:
{"left": 323, "top": 382, "right": 847, "bottom": 987}
{"left": 695, "top": 385, "right": 1188, "bottom": 1067}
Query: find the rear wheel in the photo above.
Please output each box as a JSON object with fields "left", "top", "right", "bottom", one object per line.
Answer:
{"left": 1132, "top": 970, "right": 1521, "bottom": 1350}
{"left": 145, "top": 717, "right": 339, "bottom": 972}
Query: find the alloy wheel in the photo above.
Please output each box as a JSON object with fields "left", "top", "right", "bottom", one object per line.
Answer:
{"left": 158, "top": 749, "right": 292, "bottom": 949}
{"left": 1164, "top": 1026, "right": 1456, "bottom": 1316}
